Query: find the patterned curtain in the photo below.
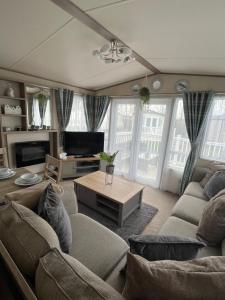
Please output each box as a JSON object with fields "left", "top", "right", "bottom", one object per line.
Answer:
{"left": 180, "top": 90, "right": 214, "bottom": 194}
{"left": 55, "top": 88, "right": 74, "bottom": 145}
{"left": 83, "top": 95, "right": 111, "bottom": 132}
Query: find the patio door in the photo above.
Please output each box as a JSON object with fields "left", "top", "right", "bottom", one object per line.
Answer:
{"left": 109, "top": 97, "right": 172, "bottom": 187}
{"left": 109, "top": 98, "right": 139, "bottom": 178}
{"left": 135, "top": 99, "right": 172, "bottom": 187}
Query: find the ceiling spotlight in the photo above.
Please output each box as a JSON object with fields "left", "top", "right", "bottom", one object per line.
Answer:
{"left": 93, "top": 40, "right": 135, "bottom": 64}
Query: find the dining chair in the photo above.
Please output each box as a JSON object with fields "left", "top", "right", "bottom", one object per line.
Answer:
{"left": 0, "top": 148, "right": 9, "bottom": 168}
{"left": 44, "top": 154, "right": 62, "bottom": 184}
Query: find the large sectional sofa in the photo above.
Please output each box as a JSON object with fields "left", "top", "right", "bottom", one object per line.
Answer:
{"left": 0, "top": 159, "right": 224, "bottom": 299}
{"left": 0, "top": 181, "right": 129, "bottom": 299}
{"left": 160, "top": 159, "right": 225, "bottom": 257}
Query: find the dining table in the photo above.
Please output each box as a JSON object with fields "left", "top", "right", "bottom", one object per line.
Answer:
{"left": 0, "top": 168, "right": 38, "bottom": 197}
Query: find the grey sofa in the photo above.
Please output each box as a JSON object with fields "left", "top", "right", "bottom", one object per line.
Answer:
{"left": 61, "top": 182, "right": 129, "bottom": 292}
{"left": 1, "top": 181, "right": 129, "bottom": 298}
{"left": 159, "top": 162, "right": 225, "bottom": 257}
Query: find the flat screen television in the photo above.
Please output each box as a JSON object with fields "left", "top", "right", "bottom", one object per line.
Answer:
{"left": 64, "top": 132, "right": 104, "bottom": 157}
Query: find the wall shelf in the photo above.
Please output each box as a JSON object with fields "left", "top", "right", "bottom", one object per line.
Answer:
{"left": 0, "top": 114, "right": 27, "bottom": 117}
{"left": 0, "top": 78, "right": 59, "bottom": 163}
{"left": 2, "top": 129, "right": 58, "bottom": 135}
{"left": 0, "top": 96, "right": 26, "bottom": 101}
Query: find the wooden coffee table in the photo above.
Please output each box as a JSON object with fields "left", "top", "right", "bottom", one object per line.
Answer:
{"left": 74, "top": 171, "right": 144, "bottom": 226}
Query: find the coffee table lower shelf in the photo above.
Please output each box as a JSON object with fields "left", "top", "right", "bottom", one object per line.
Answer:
{"left": 74, "top": 183, "right": 143, "bottom": 227}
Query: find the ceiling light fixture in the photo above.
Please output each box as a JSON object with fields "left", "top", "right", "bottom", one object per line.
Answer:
{"left": 93, "top": 40, "right": 135, "bottom": 64}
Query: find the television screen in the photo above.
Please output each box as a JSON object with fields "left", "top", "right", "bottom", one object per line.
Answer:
{"left": 64, "top": 132, "right": 104, "bottom": 157}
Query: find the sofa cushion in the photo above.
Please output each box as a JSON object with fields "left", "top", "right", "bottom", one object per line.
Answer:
{"left": 200, "top": 171, "right": 213, "bottom": 188}
{"left": 172, "top": 195, "right": 207, "bottom": 225}
{"left": 128, "top": 234, "right": 205, "bottom": 261}
{"left": 105, "top": 256, "right": 126, "bottom": 293}
{"left": 69, "top": 213, "right": 129, "bottom": 279}
{"left": 183, "top": 182, "right": 207, "bottom": 200}
{"left": 35, "top": 248, "right": 124, "bottom": 300}
{"left": 5, "top": 181, "right": 78, "bottom": 217}
{"left": 5, "top": 181, "right": 49, "bottom": 210}
{"left": 0, "top": 201, "right": 60, "bottom": 277}
{"left": 191, "top": 166, "right": 209, "bottom": 182}
{"left": 203, "top": 170, "right": 225, "bottom": 199}
{"left": 38, "top": 183, "right": 72, "bottom": 254}
{"left": 197, "top": 193, "right": 225, "bottom": 246}
{"left": 160, "top": 216, "right": 198, "bottom": 238}
{"left": 123, "top": 252, "right": 225, "bottom": 300}
{"left": 60, "top": 181, "right": 78, "bottom": 215}
{"left": 159, "top": 216, "right": 221, "bottom": 258}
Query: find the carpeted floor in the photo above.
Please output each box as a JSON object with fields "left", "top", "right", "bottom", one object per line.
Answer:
{"left": 78, "top": 202, "right": 158, "bottom": 242}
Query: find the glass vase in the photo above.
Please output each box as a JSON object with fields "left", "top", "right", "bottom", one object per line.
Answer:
{"left": 105, "top": 164, "right": 114, "bottom": 185}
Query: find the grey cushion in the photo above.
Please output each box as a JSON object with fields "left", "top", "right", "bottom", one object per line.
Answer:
{"left": 172, "top": 195, "right": 207, "bottom": 225}
{"left": 123, "top": 253, "right": 225, "bottom": 300}
{"left": 197, "top": 193, "right": 225, "bottom": 246}
{"left": 183, "top": 182, "right": 207, "bottom": 200}
{"left": 38, "top": 183, "right": 72, "bottom": 253}
{"left": 204, "top": 170, "right": 225, "bottom": 199}
{"left": 159, "top": 216, "right": 220, "bottom": 258}
{"left": 0, "top": 201, "right": 60, "bottom": 277}
{"left": 200, "top": 171, "right": 213, "bottom": 188}
{"left": 69, "top": 213, "right": 129, "bottom": 279}
{"left": 128, "top": 234, "right": 205, "bottom": 261}
{"left": 35, "top": 248, "right": 125, "bottom": 300}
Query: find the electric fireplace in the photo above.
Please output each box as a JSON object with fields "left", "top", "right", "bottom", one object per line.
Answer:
{"left": 15, "top": 141, "right": 50, "bottom": 167}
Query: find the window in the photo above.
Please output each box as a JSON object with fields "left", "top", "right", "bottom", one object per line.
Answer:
{"left": 32, "top": 98, "right": 51, "bottom": 127}
{"left": 167, "top": 98, "right": 190, "bottom": 170}
{"left": 201, "top": 95, "right": 225, "bottom": 162}
{"left": 109, "top": 98, "right": 172, "bottom": 187}
{"left": 66, "top": 94, "right": 87, "bottom": 131}
{"left": 98, "top": 103, "right": 111, "bottom": 151}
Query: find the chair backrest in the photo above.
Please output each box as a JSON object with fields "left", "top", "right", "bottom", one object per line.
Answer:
{"left": 0, "top": 148, "right": 8, "bottom": 167}
{"left": 44, "top": 155, "right": 62, "bottom": 183}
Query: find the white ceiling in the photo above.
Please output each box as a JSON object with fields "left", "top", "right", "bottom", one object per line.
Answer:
{"left": 1, "top": 0, "right": 225, "bottom": 90}
{"left": 88, "top": 0, "right": 225, "bottom": 75}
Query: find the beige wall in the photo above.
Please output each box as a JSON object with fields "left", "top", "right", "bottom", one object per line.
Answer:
{"left": 96, "top": 73, "right": 225, "bottom": 96}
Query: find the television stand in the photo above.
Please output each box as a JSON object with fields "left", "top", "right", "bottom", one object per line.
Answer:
{"left": 73, "top": 155, "right": 94, "bottom": 158}
{"left": 61, "top": 156, "right": 100, "bottom": 179}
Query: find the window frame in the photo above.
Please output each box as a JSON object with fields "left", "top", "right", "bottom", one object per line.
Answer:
{"left": 200, "top": 94, "right": 225, "bottom": 163}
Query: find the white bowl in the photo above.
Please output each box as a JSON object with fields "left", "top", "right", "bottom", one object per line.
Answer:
{"left": 20, "top": 173, "right": 38, "bottom": 182}
{"left": 0, "top": 168, "right": 11, "bottom": 176}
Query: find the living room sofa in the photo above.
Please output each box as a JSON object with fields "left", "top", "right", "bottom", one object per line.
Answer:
{"left": 1, "top": 159, "right": 224, "bottom": 299}
{"left": 159, "top": 160, "right": 225, "bottom": 257}
{"left": 0, "top": 181, "right": 129, "bottom": 298}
